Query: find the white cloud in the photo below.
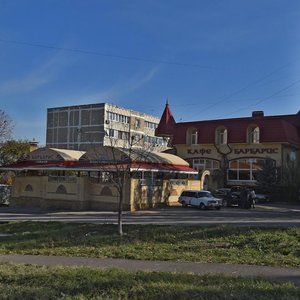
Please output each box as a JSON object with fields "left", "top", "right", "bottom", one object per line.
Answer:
{"left": 66, "top": 65, "right": 160, "bottom": 104}
{"left": 0, "top": 53, "right": 71, "bottom": 95}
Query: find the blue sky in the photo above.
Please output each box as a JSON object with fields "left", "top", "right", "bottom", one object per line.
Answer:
{"left": 0, "top": 0, "right": 299, "bottom": 144}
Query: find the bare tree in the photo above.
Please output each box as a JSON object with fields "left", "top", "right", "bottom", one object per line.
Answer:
{"left": 85, "top": 119, "right": 160, "bottom": 236}
{"left": 0, "top": 110, "right": 13, "bottom": 143}
{"left": 280, "top": 160, "right": 300, "bottom": 201}
{"left": 213, "top": 142, "right": 232, "bottom": 187}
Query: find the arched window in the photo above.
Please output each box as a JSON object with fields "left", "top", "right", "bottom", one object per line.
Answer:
{"left": 215, "top": 127, "right": 227, "bottom": 145}
{"left": 101, "top": 186, "right": 113, "bottom": 196}
{"left": 56, "top": 185, "right": 67, "bottom": 194}
{"left": 228, "top": 158, "right": 275, "bottom": 182}
{"left": 186, "top": 128, "right": 198, "bottom": 145}
{"left": 248, "top": 125, "right": 260, "bottom": 144}
{"left": 25, "top": 184, "right": 33, "bottom": 192}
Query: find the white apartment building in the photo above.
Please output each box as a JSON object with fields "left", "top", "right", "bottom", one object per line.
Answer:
{"left": 46, "top": 103, "right": 168, "bottom": 151}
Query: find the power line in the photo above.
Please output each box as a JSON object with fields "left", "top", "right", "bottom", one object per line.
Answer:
{"left": 215, "top": 79, "right": 300, "bottom": 118}
{"left": 1, "top": 38, "right": 297, "bottom": 120}
{"left": 0, "top": 38, "right": 226, "bottom": 70}
{"left": 172, "top": 60, "right": 295, "bottom": 112}
{"left": 131, "top": 93, "right": 298, "bottom": 112}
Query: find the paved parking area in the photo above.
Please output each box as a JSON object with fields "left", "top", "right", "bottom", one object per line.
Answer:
{"left": 0, "top": 202, "right": 299, "bottom": 227}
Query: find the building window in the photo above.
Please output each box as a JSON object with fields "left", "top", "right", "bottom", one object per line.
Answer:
{"left": 186, "top": 128, "right": 198, "bottom": 145}
{"left": 122, "top": 132, "right": 129, "bottom": 140}
{"left": 56, "top": 185, "right": 67, "bottom": 194}
{"left": 144, "top": 135, "right": 166, "bottom": 146}
{"left": 135, "top": 119, "right": 141, "bottom": 129}
{"left": 106, "top": 111, "right": 130, "bottom": 124}
{"left": 145, "top": 121, "right": 157, "bottom": 129}
{"left": 108, "top": 129, "right": 118, "bottom": 139}
{"left": 228, "top": 158, "right": 275, "bottom": 182}
{"left": 108, "top": 129, "right": 114, "bottom": 138}
{"left": 25, "top": 184, "right": 33, "bottom": 192}
{"left": 114, "top": 131, "right": 129, "bottom": 140}
{"left": 189, "top": 158, "right": 220, "bottom": 172}
{"left": 248, "top": 125, "right": 260, "bottom": 144}
{"left": 215, "top": 127, "right": 228, "bottom": 145}
{"left": 131, "top": 134, "right": 143, "bottom": 142}
{"left": 101, "top": 186, "right": 113, "bottom": 196}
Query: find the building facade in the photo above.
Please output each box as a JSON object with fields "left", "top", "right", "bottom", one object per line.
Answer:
{"left": 2, "top": 147, "right": 199, "bottom": 211}
{"left": 46, "top": 103, "right": 168, "bottom": 151}
{"left": 156, "top": 103, "right": 300, "bottom": 190}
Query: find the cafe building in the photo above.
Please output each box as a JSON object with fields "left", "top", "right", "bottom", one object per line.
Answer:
{"left": 155, "top": 103, "right": 300, "bottom": 190}
{"left": 0, "top": 146, "right": 199, "bottom": 211}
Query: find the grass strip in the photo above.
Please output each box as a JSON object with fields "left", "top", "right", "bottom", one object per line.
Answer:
{"left": 0, "top": 262, "right": 299, "bottom": 300}
{"left": 0, "top": 222, "right": 299, "bottom": 267}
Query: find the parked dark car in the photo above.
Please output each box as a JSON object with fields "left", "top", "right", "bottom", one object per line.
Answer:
{"left": 212, "top": 188, "right": 239, "bottom": 207}
{"left": 230, "top": 186, "right": 243, "bottom": 199}
{"left": 254, "top": 191, "right": 270, "bottom": 203}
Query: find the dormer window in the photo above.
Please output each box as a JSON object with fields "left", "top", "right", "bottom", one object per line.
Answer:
{"left": 248, "top": 125, "right": 260, "bottom": 144}
{"left": 215, "top": 127, "right": 227, "bottom": 145}
{"left": 135, "top": 119, "right": 141, "bottom": 129}
{"left": 187, "top": 128, "right": 198, "bottom": 145}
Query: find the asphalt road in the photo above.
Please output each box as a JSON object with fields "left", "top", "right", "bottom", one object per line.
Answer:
{"left": 0, "top": 203, "right": 300, "bottom": 227}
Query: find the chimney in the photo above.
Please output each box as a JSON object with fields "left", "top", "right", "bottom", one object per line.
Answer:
{"left": 29, "top": 139, "right": 39, "bottom": 152}
{"left": 252, "top": 111, "right": 264, "bottom": 118}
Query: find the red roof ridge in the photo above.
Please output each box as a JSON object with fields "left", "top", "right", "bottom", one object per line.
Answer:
{"left": 177, "top": 112, "right": 300, "bottom": 125}
{"left": 155, "top": 102, "right": 176, "bottom": 137}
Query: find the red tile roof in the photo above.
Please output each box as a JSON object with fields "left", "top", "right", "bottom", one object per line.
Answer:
{"left": 156, "top": 104, "right": 300, "bottom": 145}
{"left": 0, "top": 160, "right": 197, "bottom": 174}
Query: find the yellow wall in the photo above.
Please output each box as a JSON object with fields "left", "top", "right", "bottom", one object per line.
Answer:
{"left": 11, "top": 176, "right": 200, "bottom": 211}
{"left": 85, "top": 179, "right": 131, "bottom": 210}
{"left": 176, "top": 143, "right": 284, "bottom": 166}
{"left": 130, "top": 178, "right": 201, "bottom": 210}
{"left": 174, "top": 142, "right": 293, "bottom": 189}
{"left": 12, "top": 176, "right": 45, "bottom": 198}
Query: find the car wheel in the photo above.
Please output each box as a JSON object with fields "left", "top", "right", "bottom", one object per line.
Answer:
{"left": 199, "top": 203, "right": 206, "bottom": 210}
{"left": 181, "top": 201, "right": 187, "bottom": 208}
{"left": 216, "top": 206, "right": 221, "bottom": 210}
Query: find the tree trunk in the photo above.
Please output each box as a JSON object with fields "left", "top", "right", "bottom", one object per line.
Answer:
{"left": 222, "top": 155, "right": 227, "bottom": 187}
{"left": 117, "top": 185, "right": 124, "bottom": 236}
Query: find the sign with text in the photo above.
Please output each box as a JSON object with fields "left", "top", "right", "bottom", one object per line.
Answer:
{"left": 187, "top": 149, "right": 212, "bottom": 155}
{"left": 234, "top": 148, "right": 279, "bottom": 155}
{"left": 187, "top": 147, "right": 279, "bottom": 156}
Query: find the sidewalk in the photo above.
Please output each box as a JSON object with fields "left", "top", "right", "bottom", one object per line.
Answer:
{"left": 257, "top": 203, "right": 300, "bottom": 212}
{"left": 0, "top": 254, "right": 299, "bottom": 287}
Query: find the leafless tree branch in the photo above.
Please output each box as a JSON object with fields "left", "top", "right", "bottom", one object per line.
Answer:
{"left": 0, "top": 110, "right": 14, "bottom": 143}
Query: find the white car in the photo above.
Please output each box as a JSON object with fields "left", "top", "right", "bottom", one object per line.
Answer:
{"left": 178, "top": 190, "right": 222, "bottom": 210}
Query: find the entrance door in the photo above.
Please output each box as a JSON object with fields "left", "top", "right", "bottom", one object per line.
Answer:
{"left": 203, "top": 175, "right": 209, "bottom": 190}
{"left": 200, "top": 170, "right": 210, "bottom": 191}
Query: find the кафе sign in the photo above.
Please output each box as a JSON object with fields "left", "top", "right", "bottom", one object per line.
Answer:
{"left": 187, "top": 148, "right": 279, "bottom": 155}
{"left": 187, "top": 149, "right": 212, "bottom": 155}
